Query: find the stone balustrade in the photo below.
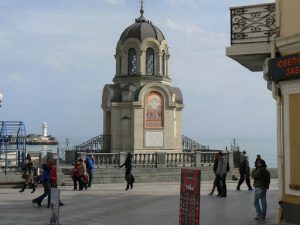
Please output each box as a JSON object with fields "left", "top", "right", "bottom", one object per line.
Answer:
{"left": 76, "top": 151, "right": 233, "bottom": 169}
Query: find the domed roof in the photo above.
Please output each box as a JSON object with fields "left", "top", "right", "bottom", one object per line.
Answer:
{"left": 119, "top": 20, "right": 165, "bottom": 43}
{"left": 119, "top": 4, "right": 165, "bottom": 43}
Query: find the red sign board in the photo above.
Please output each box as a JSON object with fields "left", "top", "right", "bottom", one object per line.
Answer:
{"left": 179, "top": 168, "right": 201, "bottom": 225}
{"left": 268, "top": 54, "right": 300, "bottom": 81}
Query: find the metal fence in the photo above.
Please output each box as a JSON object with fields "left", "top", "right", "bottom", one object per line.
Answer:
{"left": 230, "top": 3, "right": 276, "bottom": 44}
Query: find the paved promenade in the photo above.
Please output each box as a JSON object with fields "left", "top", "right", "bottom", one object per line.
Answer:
{"left": 0, "top": 180, "right": 279, "bottom": 225}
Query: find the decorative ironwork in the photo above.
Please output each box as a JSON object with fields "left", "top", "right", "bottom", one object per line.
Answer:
{"left": 75, "top": 135, "right": 111, "bottom": 153}
{"left": 231, "top": 3, "right": 276, "bottom": 44}
{"left": 182, "top": 135, "right": 209, "bottom": 152}
{"left": 128, "top": 48, "right": 137, "bottom": 75}
{"left": 146, "top": 47, "right": 154, "bottom": 75}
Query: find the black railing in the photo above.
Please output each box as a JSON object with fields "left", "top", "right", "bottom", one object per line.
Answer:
{"left": 182, "top": 135, "right": 209, "bottom": 152}
{"left": 231, "top": 3, "right": 276, "bottom": 44}
{"left": 75, "top": 135, "right": 111, "bottom": 153}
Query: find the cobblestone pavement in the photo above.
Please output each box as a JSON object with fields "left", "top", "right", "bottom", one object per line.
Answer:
{"left": 0, "top": 180, "right": 279, "bottom": 225}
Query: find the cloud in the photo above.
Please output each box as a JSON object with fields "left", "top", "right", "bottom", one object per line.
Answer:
{"left": 166, "top": 0, "right": 200, "bottom": 10}
{"left": 165, "top": 18, "right": 226, "bottom": 46}
{"left": 103, "top": 0, "right": 126, "bottom": 5}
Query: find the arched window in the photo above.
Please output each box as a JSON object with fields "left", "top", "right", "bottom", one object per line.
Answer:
{"left": 146, "top": 48, "right": 154, "bottom": 75}
{"left": 145, "top": 91, "right": 164, "bottom": 128}
{"left": 128, "top": 48, "right": 137, "bottom": 75}
{"left": 162, "top": 50, "right": 166, "bottom": 76}
{"left": 118, "top": 56, "right": 122, "bottom": 75}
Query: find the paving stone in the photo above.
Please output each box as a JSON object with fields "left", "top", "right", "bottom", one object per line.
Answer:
{"left": 0, "top": 180, "right": 279, "bottom": 225}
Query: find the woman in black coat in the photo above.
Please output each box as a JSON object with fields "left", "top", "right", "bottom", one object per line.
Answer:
{"left": 120, "top": 153, "right": 134, "bottom": 190}
{"left": 19, "top": 155, "right": 35, "bottom": 193}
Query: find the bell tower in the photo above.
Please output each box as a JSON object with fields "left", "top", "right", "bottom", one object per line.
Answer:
{"left": 102, "top": 3, "right": 184, "bottom": 153}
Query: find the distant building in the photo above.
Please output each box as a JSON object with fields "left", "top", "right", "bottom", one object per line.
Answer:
{"left": 42, "top": 122, "right": 48, "bottom": 137}
{"left": 101, "top": 4, "right": 184, "bottom": 153}
{"left": 226, "top": 1, "right": 300, "bottom": 224}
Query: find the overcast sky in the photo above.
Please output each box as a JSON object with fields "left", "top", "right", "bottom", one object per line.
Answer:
{"left": 0, "top": 0, "right": 276, "bottom": 141}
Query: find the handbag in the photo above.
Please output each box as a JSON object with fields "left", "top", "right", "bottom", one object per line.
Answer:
{"left": 22, "top": 169, "right": 29, "bottom": 179}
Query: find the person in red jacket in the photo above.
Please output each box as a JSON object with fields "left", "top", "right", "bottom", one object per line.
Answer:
{"left": 72, "top": 160, "right": 80, "bottom": 190}
{"left": 49, "top": 161, "right": 64, "bottom": 207}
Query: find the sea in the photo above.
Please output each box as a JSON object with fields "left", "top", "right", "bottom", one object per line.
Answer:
{"left": 25, "top": 136, "right": 278, "bottom": 168}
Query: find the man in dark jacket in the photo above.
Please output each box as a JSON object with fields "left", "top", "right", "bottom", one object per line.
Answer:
{"left": 32, "top": 163, "right": 52, "bottom": 207}
{"left": 251, "top": 159, "right": 270, "bottom": 220}
{"left": 215, "top": 152, "right": 230, "bottom": 197}
{"left": 236, "top": 156, "right": 253, "bottom": 191}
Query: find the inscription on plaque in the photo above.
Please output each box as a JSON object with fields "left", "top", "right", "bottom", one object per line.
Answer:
{"left": 145, "top": 131, "right": 163, "bottom": 147}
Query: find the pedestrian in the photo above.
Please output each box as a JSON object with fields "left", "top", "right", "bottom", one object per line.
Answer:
{"left": 19, "top": 154, "right": 35, "bottom": 193}
{"left": 215, "top": 152, "right": 230, "bottom": 197}
{"left": 208, "top": 153, "right": 218, "bottom": 195}
{"left": 85, "top": 150, "right": 95, "bottom": 188}
{"left": 255, "top": 155, "right": 265, "bottom": 168}
{"left": 78, "top": 158, "right": 88, "bottom": 191}
{"left": 236, "top": 155, "right": 253, "bottom": 191}
{"left": 32, "top": 160, "right": 53, "bottom": 207}
{"left": 120, "top": 152, "right": 134, "bottom": 190}
{"left": 72, "top": 160, "right": 80, "bottom": 190}
{"left": 251, "top": 159, "right": 270, "bottom": 220}
{"left": 50, "top": 162, "right": 64, "bottom": 207}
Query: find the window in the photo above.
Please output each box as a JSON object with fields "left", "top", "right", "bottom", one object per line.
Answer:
{"left": 146, "top": 48, "right": 154, "bottom": 75}
{"left": 118, "top": 56, "right": 122, "bottom": 74}
{"left": 128, "top": 48, "right": 137, "bottom": 75}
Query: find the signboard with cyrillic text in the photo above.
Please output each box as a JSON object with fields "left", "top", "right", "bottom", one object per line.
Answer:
{"left": 179, "top": 168, "right": 201, "bottom": 225}
{"left": 268, "top": 54, "right": 300, "bottom": 81}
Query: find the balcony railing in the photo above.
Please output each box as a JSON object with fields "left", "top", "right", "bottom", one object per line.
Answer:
{"left": 230, "top": 3, "right": 276, "bottom": 44}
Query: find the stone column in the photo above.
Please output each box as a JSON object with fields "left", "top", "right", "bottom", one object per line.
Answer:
{"left": 195, "top": 151, "right": 202, "bottom": 167}
{"left": 137, "top": 50, "right": 143, "bottom": 75}
{"left": 157, "top": 53, "right": 162, "bottom": 76}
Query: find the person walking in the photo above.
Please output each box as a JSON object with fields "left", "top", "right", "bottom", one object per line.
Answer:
{"left": 50, "top": 162, "right": 64, "bottom": 207}
{"left": 215, "top": 152, "right": 230, "bottom": 197}
{"left": 78, "top": 158, "right": 88, "bottom": 191}
{"left": 209, "top": 154, "right": 218, "bottom": 195}
{"left": 120, "top": 152, "right": 134, "bottom": 190}
{"left": 255, "top": 155, "right": 266, "bottom": 168}
{"left": 236, "top": 156, "right": 253, "bottom": 191}
{"left": 32, "top": 161, "right": 53, "bottom": 207}
{"left": 72, "top": 160, "right": 80, "bottom": 190}
{"left": 85, "top": 150, "right": 95, "bottom": 188}
{"left": 251, "top": 159, "right": 270, "bottom": 220}
{"left": 19, "top": 154, "right": 35, "bottom": 193}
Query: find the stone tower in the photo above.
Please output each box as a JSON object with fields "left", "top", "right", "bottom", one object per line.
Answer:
{"left": 101, "top": 4, "right": 184, "bottom": 153}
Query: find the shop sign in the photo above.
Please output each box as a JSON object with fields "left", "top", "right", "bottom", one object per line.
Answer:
{"left": 268, "top": 54, "right": 300, "bottom": 81}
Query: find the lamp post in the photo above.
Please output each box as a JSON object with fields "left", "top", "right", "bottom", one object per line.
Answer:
{"left": 0, "top": 92, "right": 3, "bottom": 107}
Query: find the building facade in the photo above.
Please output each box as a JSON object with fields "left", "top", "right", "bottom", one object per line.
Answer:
{"left": 226, "top": 1, "right": 300, "bottom": 224}
{"left": 101, "top": 6, "right": 184, "bottom": 153}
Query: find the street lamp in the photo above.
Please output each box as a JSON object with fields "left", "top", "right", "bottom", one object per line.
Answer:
{"left": 0, "top": 92, "right": 3, "bottom": 107}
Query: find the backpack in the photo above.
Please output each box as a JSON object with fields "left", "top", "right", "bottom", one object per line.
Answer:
{"left": 226, "top": 160, "right": 230, "bottom": 172}
{"left": 39, "top": 165, "right": 51, "bottom": 183}
{"left": 263, "top": 170, "right": 271, "bottom": 189}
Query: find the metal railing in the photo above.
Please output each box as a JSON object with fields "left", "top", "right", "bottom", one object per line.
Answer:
{"left": 230, "top": 3, "right": 276, "bottom": 44}
{"left": 75, "top": 135, "right": 111, "bottom": 153}
{"left": 182, "top": 135, "right": 209, "bottom": 152}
